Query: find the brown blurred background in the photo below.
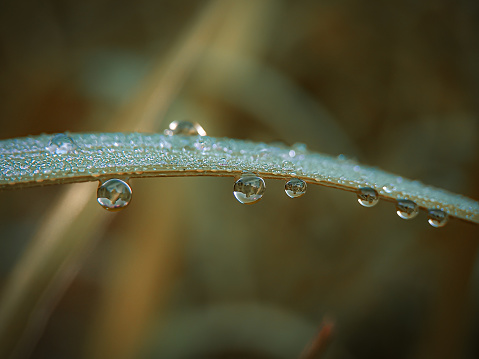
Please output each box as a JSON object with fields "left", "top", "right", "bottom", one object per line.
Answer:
{"left": 1, "top": 0, "right": 479, "bottom": 358}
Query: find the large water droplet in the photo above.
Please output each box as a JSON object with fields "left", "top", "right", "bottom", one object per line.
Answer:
{"left": 46, "top": 133, "right": 76, "bottom": 154}
{"left": 427, "top": 209, "right": 448, "bottom": 228}
{"left": 164, "top": 120, "right": 207, "bottom": 136}
{"left": 396, "top": 199, "right": 418, "bottom": 219}
{"left": 97, "top": 179, "right": 132, "bottom": 211}
{"left": 357, "top": 187, "right": 379, "bottom": 207}
{"left": 233, "top": 175, "right": 265, "bottom": 204}
{"left": 285, "top": 178, "right": 307, "bottom": 198}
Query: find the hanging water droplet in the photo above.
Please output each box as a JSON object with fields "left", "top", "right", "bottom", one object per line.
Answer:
{"left": 46, "top": 133, "right": 76, "bottom": 155}
{"left": 97, "top": 179, "right": 132, "bottom": 211}
{"left": 427, "top": 209, "right": 448, "bottom": 228}
{"left": 164, "top": 120, "right": 207, "bottom": 136}
{"left": 357, "top": 187, "right": 379, "bottom": 207}
{"left": 233, "top": 175, "right": 265, "bottom": 204}
{"left": 396, "top": 199, "right": 419, "bottom": 219}
{"left": 285, "top": 178, "right": 307, "bottom": 198}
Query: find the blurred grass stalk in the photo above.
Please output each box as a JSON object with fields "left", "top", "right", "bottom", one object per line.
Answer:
{"left": 0, "top": 0, "right": 229, "bottom": 357}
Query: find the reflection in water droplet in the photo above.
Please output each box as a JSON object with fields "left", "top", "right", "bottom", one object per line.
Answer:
{"left": 285, "top": 178, "right": 307, "bottom": 198}
{"left": 233, "top": 175, "right": 265, "bottom": 204}
{"left": 46, "top": 133, "right": 76, "bottom": 154}
{"left": 396, "top": 199, "right": 418, "bottom": 219}
{"left": 357, "top": 187, "right": 379, "bottom": 207}
{"left": 427, "top": 209, "right": 448, "bottom": 228}
{"left": 97, "top": 179, "right": 132, "bottom": 211}
{"left": 164, "top": 120, "right": 207, "bottom": 136}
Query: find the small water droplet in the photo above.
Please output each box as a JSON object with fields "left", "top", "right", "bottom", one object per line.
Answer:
{"left": 292, "top": 143, "right": 307, "bottom": 154}
{"left": 233, "top": 175, "right": 265, "bottom": 204}
{"left": 427, "top": 209, "right": 448, "bottom": 228}
{"left": 46, "top": 133, "right": 76, "bottom": 154}
{"left": 97, "top": 179, "right": 132, "bottom": 211}
{"left": 285, "top": 178, "right": 307, "bottom": 198}
{"left": 396, "top": 199, "right": 418, "bottom": 219}
{"left": 382, "top": 185, "right": 395, "bottom": 194}
{"left": 281, "top": 161, "right": 294, "bottom": 171}
{"left": 164, "top": 120, "right": 206, "bottom": 136}
{"left": 357, "top": 187, "right": 379, "bottom": 207}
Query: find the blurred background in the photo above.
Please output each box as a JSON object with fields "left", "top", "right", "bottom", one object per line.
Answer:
{"left": 1, "top": 0, "right": 479, "bottom": 358}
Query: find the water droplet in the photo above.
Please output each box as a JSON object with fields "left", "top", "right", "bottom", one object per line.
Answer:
{"left": 281, "top": 161, "right": 294, "bottom": 171}
{"left": 164, "top": 120, "right": 207, "bottom": 136}
{"left": 97, "top": 179, "right": 132, "bottom": 211}
{"left": 427, "top": 209, "right": 448, "bottom": 228}
{"left": 382, "top": 185, "right": 394, "bottom": 194}
{"left": 233, "top": 175, "right": 265, "bottom": 204}
{"left": 46, "top": 133, "right": 76, "bottom": 154}
{"left": 396, "top": 199, "right": 419, "bottom": 219}
{"left": 285, "top": 178, "right": 307, "bottom": 198}
{"left": 292, "top": 143, "right": 307, "bottom": 154}
{"left": 357, "top": 187, "right": 379, "bottom": 207}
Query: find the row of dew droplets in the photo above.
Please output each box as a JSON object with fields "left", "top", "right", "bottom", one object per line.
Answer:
{"left": 233, "top": 176, "right": 308, "bottom": 204}
{"left": 356, "top": 187, "right": 448, "bottom": 227}
{"left": 44, "top": 121, "right": 448, "bottom": 226}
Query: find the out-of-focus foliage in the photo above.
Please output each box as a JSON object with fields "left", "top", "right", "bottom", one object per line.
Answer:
{"left": 0, "top": 1, "right": 478, "bottom": 358}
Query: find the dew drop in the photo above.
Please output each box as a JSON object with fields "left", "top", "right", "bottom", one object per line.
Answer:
{"left": 46, "top": 133, "right": 76, "bottom": 154}
{"left": 281, "top": 161, "right": 294, "bottom": 171}
{"left": 164, "top": 120, "right": 207, "bottom": 136}
{"left": 284, "top": 178, "right": 307, "bottom": 198}
{"left": 427, "top": 209, "right": 448, "bottom": 228}
{"left": 382, "top": 185, "right": 394, "bottom": 194}
{"left": 357, "top": 187, "right": 379, "bottom": 207}
{"left": 97, "top": 179, "right": 132, "bottom": 211}
{"left": 292, "top": 143, "right": 307, "bottom": 154}
{"left": 396, "top": 199, "right": 418, "bottom": 219}
{"left": 233, "top": 175, "right": 265, "bottom": 204}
